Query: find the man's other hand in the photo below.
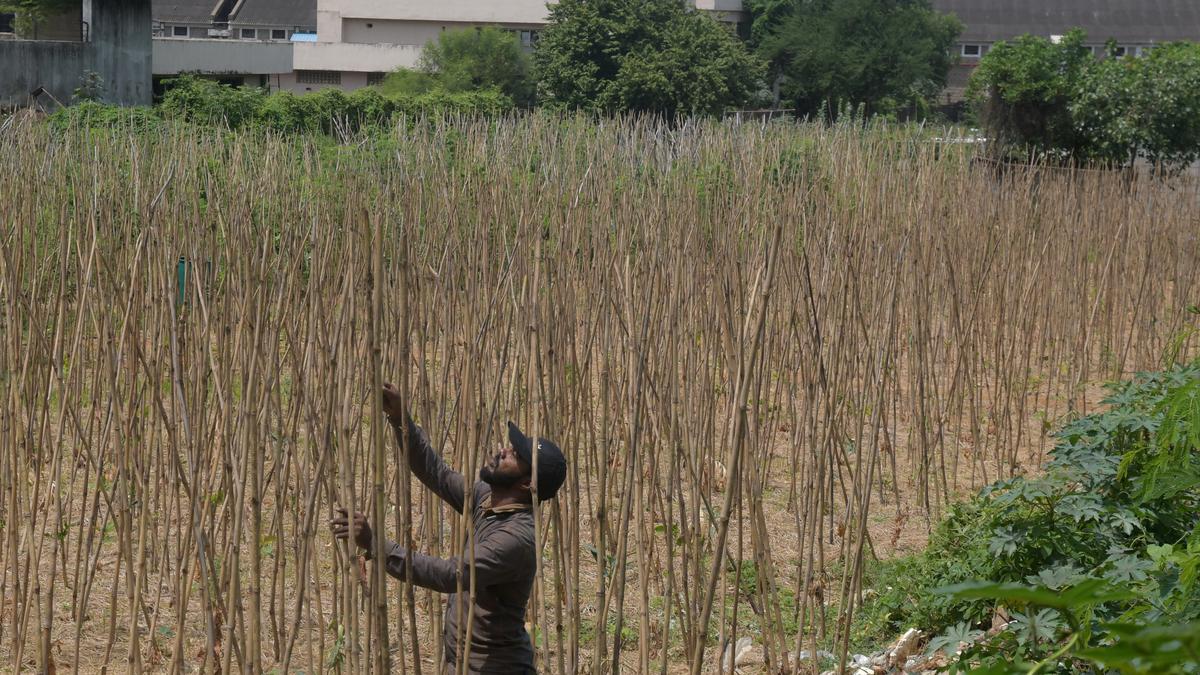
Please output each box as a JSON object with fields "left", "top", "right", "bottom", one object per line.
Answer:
{"left": 330, "top": 508, "right": 372, "bottom": 551}
{"left": 381, "top": 382, "right": 405, "bottom": 420}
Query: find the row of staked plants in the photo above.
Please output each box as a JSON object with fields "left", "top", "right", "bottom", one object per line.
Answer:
{"left": 46, "top": 75, "right": 514, "bottom": 136}
{"left": 855, "top": 355, "right": 1200, "bottom": 673}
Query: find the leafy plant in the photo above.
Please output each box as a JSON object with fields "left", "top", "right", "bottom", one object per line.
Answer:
{"left": 927, "top": 621, "right": 983, "bottom": 656}
{"left": 854, "top": 361, "right": 1200, "bottom": 671}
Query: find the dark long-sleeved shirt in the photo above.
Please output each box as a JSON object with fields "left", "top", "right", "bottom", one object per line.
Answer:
{"left": 370, "top": 416, "right": 536, "bottom": 674}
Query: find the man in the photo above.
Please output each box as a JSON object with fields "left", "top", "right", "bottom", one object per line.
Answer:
{"left": 331, "top": 383, "right": 568, "bottom": 674}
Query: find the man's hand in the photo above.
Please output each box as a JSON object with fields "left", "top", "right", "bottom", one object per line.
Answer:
{"left": 381, "top": 382, "right": 405, "bottom": 421}
{"left": 330, "top": 508, "right": 372, "bottom": 551}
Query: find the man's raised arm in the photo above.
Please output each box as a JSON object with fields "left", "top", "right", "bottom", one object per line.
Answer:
{"left": 382, "top": 383, "right": 467, "bottom": 513}
{"left": 391, "top": 414, "right": 468, "bottom": 512}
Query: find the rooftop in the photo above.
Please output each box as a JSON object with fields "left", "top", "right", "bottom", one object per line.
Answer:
{"left": 231, "top": 0, "right": 316, "bottom": 27}
{"left": 153, "top": 0, "right": 219, "bottom": 24}
{"left": 933, "top": 0, "right": 1200, "bottom": 43}
{"left": 153, "top": 0, "right": 315, "bottom": 28}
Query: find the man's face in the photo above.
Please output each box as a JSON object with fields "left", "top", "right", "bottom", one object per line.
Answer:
{"left": 480, "top": 443, "right": 531, "bottom": 489}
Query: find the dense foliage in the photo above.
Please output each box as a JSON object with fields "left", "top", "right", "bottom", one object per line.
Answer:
{"left": 380, "top": 26, "right": 534, "bottom": 107}
{"left": 970, "top": 31, "right": 1200, "bottom": 171}
{"left": 754, "top": 0, "right": 961, "bottom": 118}
{"left": 856, "top": 360, "right": 1200, "bottom": 672}
{"left": 966, "top": 30, "right": 1091, "bottom": 159}
{"left": 45, "top": 77, "right": 513, "bottom": 136}
{"left": 533, "top": 0, "right": 764, "bottom": 117}
{"left": 133, "top": 76, "right": 508, "bottom": 133}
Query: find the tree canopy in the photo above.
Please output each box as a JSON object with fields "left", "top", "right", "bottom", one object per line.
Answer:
{"left": 971, "top": 30, "right": 1200, "bottom": 171}
{"left": 533, "top": 0, "right": 764, "bottom": 117}
{"left": 755, "top": 0, "right": 961, "bottom": 118}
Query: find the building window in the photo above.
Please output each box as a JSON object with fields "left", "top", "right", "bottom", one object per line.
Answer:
{"left": 518, "top": 29, "right": 540, "bottom": 48}
{"left": 961, "top": 44, "right": 981, "bottom": 58}
{"left": 367, "top": 72, "right": 387, "bottom": 86}
{"left": 241, "top": 28, "right": 256, "bottom": 39}
{"left": 1111, "top": 45, "right": 1127, "bottom": 58}
{"left": 272, "top": 28, "right": 286, "bottom": 39}
{"left": 172, "top": 25, "right": 189, "bottom": 37}
{"left": 1, "top": 13, "right": 16, "bottom": 33}
{"left": 297, "top": 70, "right": 341, "bottom": 85}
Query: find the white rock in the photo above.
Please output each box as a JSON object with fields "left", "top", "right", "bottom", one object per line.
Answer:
{"left": 887, "top": 627, "right": 922, "bottom": 667}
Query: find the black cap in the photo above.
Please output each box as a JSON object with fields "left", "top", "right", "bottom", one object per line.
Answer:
{"left": 507, "top": 421, "right": 568, "bottom": 501}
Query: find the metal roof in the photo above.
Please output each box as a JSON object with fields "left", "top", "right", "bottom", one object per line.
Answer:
{"left": 153, "top": 0, "right": 222, "bottom": 24}
{"left": 933, "top": 0, "right": 1200, "bottom": 43}
{"left": 230, "top": 0, "right": 316, "bottom": 28}
{"left": 154, "top": 0, "right": 314, "bottom": 28}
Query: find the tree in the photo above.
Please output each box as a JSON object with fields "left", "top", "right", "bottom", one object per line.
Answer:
{"left": 380, "top": 26, "right": 533, "bottom": 107}
{"left": 533, "top": 0, "right": 764, "bottom": 117}
{"left": 1071, "top": 41, "right": 1200, "bottom": 171}
{"left": 970, "top": 31, "right": 1200, "bottom": 172}
{"left": 743, "top": 0, "right": 793, "bottom": 48}
{"left": 966, "top": 29, "right": 1092, "bottom": 158}
{"left": 756, "top": 0, "right": 961, "bottom": 118}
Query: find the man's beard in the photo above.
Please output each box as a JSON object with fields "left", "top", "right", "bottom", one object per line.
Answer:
{"left": 480, "top": 463, "right": 524, "bottom": 488}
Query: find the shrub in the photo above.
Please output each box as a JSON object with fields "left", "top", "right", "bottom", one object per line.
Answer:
{"left": 855, "top": 361, "right": 1200, "bottom": 671}
{"left": 419, "top": 26, "right": 534, "bottom": 107}
{"left": 160, "top": 75, "right": 266, "bottom": 129}
{"left": 47, "top": 101, "right": 162, "bottom": 133}
{"left": 157, "top": 75, "right": 513, "bottom": 135}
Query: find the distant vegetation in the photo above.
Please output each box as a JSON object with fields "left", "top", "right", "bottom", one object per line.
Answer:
{"left": 379, "top": 26, "right": 534, "bottom": 108}
{"left": 533, "top": 0, "right": 764, "bottom": 116}
{"left": 48, "top": 75, "right": 513, "bottom": 136}
{"left": 970, "top": 29, "right": 1200, "bottom": 171}
{"left": 752, "top": 0, "right": 962, "bottom": 119}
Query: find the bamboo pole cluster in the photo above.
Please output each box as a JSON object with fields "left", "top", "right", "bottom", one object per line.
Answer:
{"left": 1, "top": 114, "right": 1197, "bottom": 673}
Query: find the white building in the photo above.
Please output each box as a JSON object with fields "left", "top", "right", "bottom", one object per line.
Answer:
{"left": 295, "top": 0, "right": 747, "bottom": 92}
{"left": 152, "top": 0, "right": 748, "bottom": 94}
{"left": 152, "top": 0, "right": 316, "bottom": 92}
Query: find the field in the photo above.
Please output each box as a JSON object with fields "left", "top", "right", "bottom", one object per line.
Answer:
{"left": 1, "top": 114, "right": 1198, "bottom": 674}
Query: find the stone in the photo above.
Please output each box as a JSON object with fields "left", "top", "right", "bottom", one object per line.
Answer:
{"left": 887, "top": 627, "right": 922, "bottom": 668}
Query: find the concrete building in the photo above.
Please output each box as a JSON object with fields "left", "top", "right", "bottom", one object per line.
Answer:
{"left": 152, "top": 0, "right": 315, "bottom": 92}
{"left": 297, "top": 0, "right": 749, "bottom": 92}
{"left": 0, "top": 0, "right": 151, "bottom": 108}
{"left": 933, "top": 0, "right": 1200, "bottom": 102}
